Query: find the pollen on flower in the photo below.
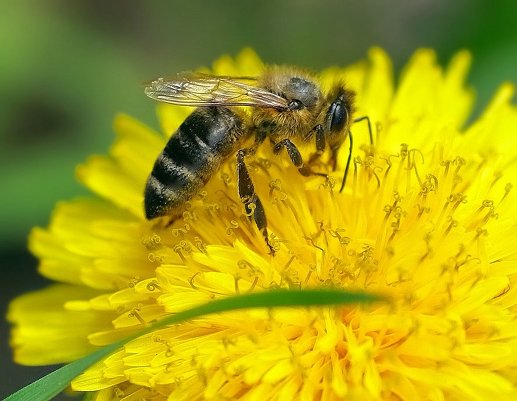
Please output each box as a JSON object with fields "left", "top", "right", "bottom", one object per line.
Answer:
{"left": 8, "top": 48, "right": 517, "bottom": 401}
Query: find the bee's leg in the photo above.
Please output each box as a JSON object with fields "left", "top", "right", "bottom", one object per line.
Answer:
{"left": 338, "top": 115, "right": 373, "bottom": 192}
{"left": 307, "top": 125, "right": 325, "bottom": 165}
{"left": 273, "top": 138, "right": 327, "bottom": 178}
{"left": 329, "top": 144, "right": 339, "bottom": 171}
{"left": 236, "top": 148, "right": 275, "bottom": 254}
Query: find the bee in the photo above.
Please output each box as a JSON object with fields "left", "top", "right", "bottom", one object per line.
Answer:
{"left": 144, "top": 67, "right": 371, "bottom": 252}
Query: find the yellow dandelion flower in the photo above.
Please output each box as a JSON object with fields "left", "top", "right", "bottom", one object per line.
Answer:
{"left": 8, "top": 48, "right": 517, "bottom": 400}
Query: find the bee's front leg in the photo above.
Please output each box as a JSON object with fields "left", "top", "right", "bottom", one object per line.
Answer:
{"left": 307, "top": 124, "right": 326, "bottom": 166}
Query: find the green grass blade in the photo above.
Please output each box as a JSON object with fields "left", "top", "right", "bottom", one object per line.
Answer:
{"left": 3, "top": 343, "right": 124, "bottom": 401}
{"left": 5, "top": 288, "right": 383, "bottom": 401}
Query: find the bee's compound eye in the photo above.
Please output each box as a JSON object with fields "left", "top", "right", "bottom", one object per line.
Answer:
{"left": 288, "top": 99, "right": 304, "bottom": 110}
{"left": 329, "top": 100, "right": 347, "bottom": 132}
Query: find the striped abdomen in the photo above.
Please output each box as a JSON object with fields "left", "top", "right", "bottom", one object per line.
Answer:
{"left": 144, "top": 107, "right": 246, "bottom": 220}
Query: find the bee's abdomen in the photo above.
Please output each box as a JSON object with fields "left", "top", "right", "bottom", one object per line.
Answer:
{"left": 144, "top": 107, "right": 244, "bottom": 220}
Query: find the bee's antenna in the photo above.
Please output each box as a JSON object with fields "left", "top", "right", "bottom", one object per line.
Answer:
{"left": 339, "top": 115, "right": 373, "bottom": 193}
{"left": 353, "top": 115, "right": 373, "bottom": 145}
{"left": 339, "top": 130, "right": 353, "bottom": 193}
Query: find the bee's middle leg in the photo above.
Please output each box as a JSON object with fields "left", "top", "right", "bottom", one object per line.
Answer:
{"left": 273, "top": 138, "right": 327, "bottom": 178}
{"left": 236, "top": 148, "right": 275, "bottom": 254}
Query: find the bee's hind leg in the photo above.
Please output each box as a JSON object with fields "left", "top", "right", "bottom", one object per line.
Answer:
{"left": 236, "top": 148, "right": 275, "bottom": 254}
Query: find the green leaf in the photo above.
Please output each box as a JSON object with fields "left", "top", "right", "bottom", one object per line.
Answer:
{"left": 5, "top": 288, "right": 383, "bottom": 401}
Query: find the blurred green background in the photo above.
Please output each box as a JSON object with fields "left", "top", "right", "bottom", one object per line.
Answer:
{"left": 2, "top": 0, "right": 517, "bottom": 397}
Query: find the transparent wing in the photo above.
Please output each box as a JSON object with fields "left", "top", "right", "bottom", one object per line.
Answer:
{"left": 144, "top": 72, "right": 289, "bottom": 109}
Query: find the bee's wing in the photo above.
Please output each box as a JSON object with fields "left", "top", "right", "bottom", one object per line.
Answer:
{"left": 144, "top": 73, "right": 289, "bottom": 109}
